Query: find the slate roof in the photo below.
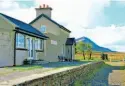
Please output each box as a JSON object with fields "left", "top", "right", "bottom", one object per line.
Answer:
{"left": 29, "top": 14, "right": 71, "bottom": 33}
{"left": 66, "top": 38, "right": 76, "bottom": 45}
{"left": 0, "top": 13, "right": 48, "bottom": 39}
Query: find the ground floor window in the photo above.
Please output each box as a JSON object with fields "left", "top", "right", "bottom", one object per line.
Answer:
{"left": 35, "top": 38, "right": 43, "bottom": 50}
{"left": 16, "top": 33, "right": 25, "bottom": 48}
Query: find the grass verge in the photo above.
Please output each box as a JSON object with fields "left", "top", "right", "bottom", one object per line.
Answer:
{"left": 5, "top": 65, "right": 43, "bottom": 72}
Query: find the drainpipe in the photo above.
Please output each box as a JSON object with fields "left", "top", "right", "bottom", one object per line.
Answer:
{"left": 13, "top": 31, "right": 16, "bottom": 66}
{"left": 71, "top": 45, "right": 72, "bottom": 61}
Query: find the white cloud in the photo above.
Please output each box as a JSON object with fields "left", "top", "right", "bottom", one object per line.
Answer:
{"left": 34, "top": 0, "right": 110, "bottom": 26}
{"left": 70, "top": 25, "right": 125, "bottom": 52}
{"left": 0, "top": 0, "right": 125, "bottom": 52}
{"left": 0, "top": 0, "right": 36, "bottom": 23}
{"left": 0, "top": 0, "right": 20, "bottom": 10}
{"left": 0, "top": 0, "right": 111, "bottom": 25}
{"left": 0, "top": 8, "right": 36, "bottom": 23}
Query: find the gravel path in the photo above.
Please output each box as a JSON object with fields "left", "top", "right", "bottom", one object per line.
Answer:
{"left": 80, "top": 62, "right": 125, "bottom": 86}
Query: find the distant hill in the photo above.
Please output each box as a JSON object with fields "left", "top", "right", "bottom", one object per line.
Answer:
{"left": 76, "top": 37, "right": 114, "bottom": 52}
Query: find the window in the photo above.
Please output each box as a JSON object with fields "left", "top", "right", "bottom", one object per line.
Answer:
{"left": 16, "top": 33, "right": 25, "bottom": 48}
{"left": 35, "top": 39, "right": 43, "bottom": 50}
{"left": 40, "top": 25, "right": 46, "bottom": 33}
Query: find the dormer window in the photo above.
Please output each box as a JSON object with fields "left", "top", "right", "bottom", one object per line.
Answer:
{"left": 40, "top": 25, "right": 46, "bottom": 33}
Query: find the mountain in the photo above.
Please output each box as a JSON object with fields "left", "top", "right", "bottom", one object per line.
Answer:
{"left": 76, "top": 37, "right": 114, "bottom": 52}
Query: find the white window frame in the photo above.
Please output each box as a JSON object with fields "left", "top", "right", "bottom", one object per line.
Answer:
{"left": 16, "top": 33, "right": 25, "bottom": 48}
{"left": 35, "top": 38, "right": 44, "bottom": 51}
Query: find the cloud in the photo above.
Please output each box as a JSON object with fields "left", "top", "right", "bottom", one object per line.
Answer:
{"left": 0, "top": 0, "right": 111, "bottom": 25}
{"left": 0, "top": 0, "right": 125, "bottom": 52}
{"left": 34, "top": 0, "right": 110, "bottom": 27}
{"left": 0, "top": 8, "right": 36, "bottom": 23}
{"left": 70, "top": 25, "right": 125, "bottom": 52}
{"left": 0, "top": 0, "right": 20, "bottom": 10}
{"left": 105, "top": 37, "right": 125, "bottom": 52}
{"left": 106, "top": 44, "right": 125, "bottom": 52}
{"left": 112, "top": 41, "right": 125, "bottom": 46}
{"left": 0, "top": 0, "right": 36, "bottom": 23}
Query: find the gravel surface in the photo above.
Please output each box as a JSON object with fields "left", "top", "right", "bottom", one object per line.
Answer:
{"left": 80, "top": 62, "right": 125, "bottom": 86}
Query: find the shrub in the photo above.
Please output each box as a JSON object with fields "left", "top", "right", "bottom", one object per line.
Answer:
{"left": 23, "top": 59, "right": 29, "bottom": 65}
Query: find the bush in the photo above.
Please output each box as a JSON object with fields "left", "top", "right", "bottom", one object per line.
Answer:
{"left": 101, "top": 53, "right": 108, "bottom": 60}
{"left": 23, "top": 59, "right": 29, "bottom": 65}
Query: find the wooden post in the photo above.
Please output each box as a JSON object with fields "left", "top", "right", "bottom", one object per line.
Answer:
{"left": 110, "top": 57, "right": 112, "bottom": 62}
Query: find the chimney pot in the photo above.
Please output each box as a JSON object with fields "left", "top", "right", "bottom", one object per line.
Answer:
{"left": 47, "top": 5, "right": 49, "bottom": 8}
{"left": 43, "top": 4, "right": 45, "bottom": 8}
{"left": 35, "top": 4, "right": 52, "bottom": 18}
{"left": 39, "top": 5, "right": 42, "bottom": 8}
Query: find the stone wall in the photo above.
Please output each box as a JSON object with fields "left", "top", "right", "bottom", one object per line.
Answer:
{"left": 8, "top": 61, "right": 104, "bottom": 86}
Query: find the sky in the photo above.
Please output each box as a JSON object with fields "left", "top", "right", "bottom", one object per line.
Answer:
{"left": 0, "top": 0, "right": 125, "bottom": 52}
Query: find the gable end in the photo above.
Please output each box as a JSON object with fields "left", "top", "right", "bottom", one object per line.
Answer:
{"left": 29, "top": 14, "right": 71, "bottom": 33}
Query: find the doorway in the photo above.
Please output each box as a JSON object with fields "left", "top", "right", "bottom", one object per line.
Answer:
{"left": 27, "top": 38, "right": 35, "bottom": 60}
{"left": 66, "top": 45, "right": 72, "bottom": 60}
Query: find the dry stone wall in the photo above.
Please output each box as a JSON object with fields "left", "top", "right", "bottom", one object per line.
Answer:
{"left": 10, "top": 61, "right": 104, "bottom": 86}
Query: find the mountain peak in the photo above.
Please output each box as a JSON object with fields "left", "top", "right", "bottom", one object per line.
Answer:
{"left": 76, "top": 37, "right": 113, "bottom": 52}
{"left": 76, "top": 36, "right": 89, "bottom": 41}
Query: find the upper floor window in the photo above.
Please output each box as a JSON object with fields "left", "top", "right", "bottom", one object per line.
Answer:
{"left": 35, "top": 38, "right": 43, "bottom": 50}
{"left": 40, "top": 25, "right": 46, "bottom": 33}
{"left": 16, "top": 33, "right": 25, "bottom": 48}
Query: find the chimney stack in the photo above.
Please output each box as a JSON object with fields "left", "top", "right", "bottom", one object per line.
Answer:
{"left": 35, "top": 4, "right": 52, "bottom": 18}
